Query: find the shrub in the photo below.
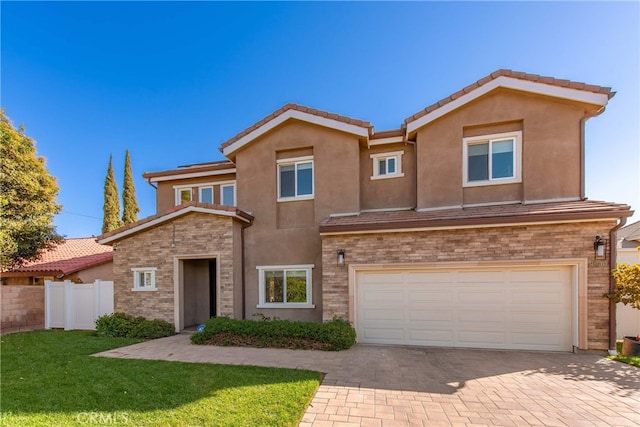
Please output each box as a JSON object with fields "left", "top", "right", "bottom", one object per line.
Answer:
{"left": 95, "top": 313, "right": 175, "bottom": 339}
{"left": 191, "top": 316, "right": 356, "bottom": 351}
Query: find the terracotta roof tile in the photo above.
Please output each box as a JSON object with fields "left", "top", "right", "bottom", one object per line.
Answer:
{"left": 5, "top": 238, "right": 113, "bottom": 275}
{"left": 320, "top": 200, "right": 632, "bottom": 233}
{"left": 405, "top": 70, "right": 615, "bottom": 125}
{"left": 142, "top": 160, "right": 235, "bottom": 179}
{"left": 97, "top": 202, "right": 254, "bottom": 243}
{"left": 219, "top": 103, "right": 373, "bottom": 151}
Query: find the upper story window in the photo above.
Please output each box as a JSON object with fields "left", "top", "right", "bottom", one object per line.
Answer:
{"left": 199, "top": 187, "right": 213, "bottom": 204}
{"left": 256, "top": 265, "right": 314, "bottom": 308}
{"left": 277, "top": 156, "right": 314, "bottom": 201}
{"left": 463, "top": 131, "right": 522, "bottom": 187}
{"left": 175, "top": 188, "right": 192, "bottom": 205}
{"left": 131, "top": 267, "right": 157, "bottom": 291}
{"left": 370, "top": 151, "right": 405, "bottom": 180}
{"left": 220, "top": 183, "right": 236, "bottom": 207}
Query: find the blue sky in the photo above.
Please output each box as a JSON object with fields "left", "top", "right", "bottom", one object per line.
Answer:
{"left": 2, "top": 1, "right": 639, "bottom": 237}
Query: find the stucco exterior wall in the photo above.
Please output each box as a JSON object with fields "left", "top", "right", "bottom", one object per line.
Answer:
{"left": 415, "top": 89, "right": 590, "bottom": 210}
{"left": 1, "top": 285, "right": 44, "bottom": 334}
{"left": 235, "top": 120, "right": 362, "bottom": 321}
{"left": 322, "top": 220, "right": 616, "bottom": 350}
{"left": 75, "top": 262, "right": 113, "bottom": 283}
{"left": 112, "top": 212, "right": 237, "bottom": 325}
{"left": 155, "top": 173, "right": 236, "bottom": 214}
{"left": 360, "top": 142, "right": 415, "bottom": 211}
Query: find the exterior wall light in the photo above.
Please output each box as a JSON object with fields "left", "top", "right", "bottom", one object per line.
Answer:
{"left": 337, "top": 249, "right": 346, "bottom": 266}
{"left": 594, "top": 235, "right": 607, "bottom": 259}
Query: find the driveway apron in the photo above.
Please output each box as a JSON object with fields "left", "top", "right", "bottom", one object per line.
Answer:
{"left": 95, "top": 333, "right": 640, "bottom": 427}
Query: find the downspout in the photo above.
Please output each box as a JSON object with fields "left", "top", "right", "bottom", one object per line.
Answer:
{"left": 579, "top": 110, "right": 603, "bottom": 200}
{"left": 240, "top": 217, "right": 254, "bottom": 320}
{"left": 403, "top": 127, "right": 418, "bottom": 210}
{"left": 608, "top": 216, "right": 627, "bottom": 354}
{"left": 146, "top": 177, "right": 158, "bottom": 189}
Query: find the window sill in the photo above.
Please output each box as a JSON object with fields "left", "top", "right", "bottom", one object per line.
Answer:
{"left": 463, "top": 177, "right": 521, "bottom": 188}
{"left": 370, "top": 173, "right": 405, "bottom": 181}
{"left": 131, "top": 287, "right": 158, "bottom": 292}
{"left": 277, "top": 195, "right": 314, "bottom": 203}
{"left": 256, "top": 303, "right": 315, "bottom": 309}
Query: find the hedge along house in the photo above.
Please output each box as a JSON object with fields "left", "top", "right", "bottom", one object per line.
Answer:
{"left": 98, "top": 70, "right": 632, "bottom": 352}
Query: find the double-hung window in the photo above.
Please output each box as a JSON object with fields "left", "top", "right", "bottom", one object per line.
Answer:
{"left": 220, "top": 183, "right": 236, "bottom": 206}
{"left": 463, "top": 131, "right": 522, "bottom": 187}
{"left": 277, "top": 156, "right": 314, "bottom": 201}
{"left": 370, "top": 151, "right": 404, "bottom": 180}
{"left": 131, "top": 267, "right": 157, "bottom": 291}
{"left": 199, "top": 187, "right": 214, "bottom": 204}
{"left": 175, "top": 187, "right": 192, "bottom": 205}
{"left": 256, "top": 265, "right": 314, "bottom": 308}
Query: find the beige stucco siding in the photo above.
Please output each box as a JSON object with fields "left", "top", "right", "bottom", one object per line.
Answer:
{"left": 415, "top": 89, "right": 590, "bottom": 209}
{"left": 155, "top": 173, "right": 236, "bottom": 213}
{"left": 322, "top": 220, "right": 616, "bottom": 350}
{"left": 235, "top": 120, "right": 362, "bottom": 321}
{"left": 360, "top": 143, "right": 415, "bottom": 210}
{"left": 112, "top": 212, "right": 237, "bottom": 324}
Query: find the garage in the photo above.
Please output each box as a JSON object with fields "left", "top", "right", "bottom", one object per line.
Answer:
{"left": 355, "top": 266, "right": 573, "bottom": 351}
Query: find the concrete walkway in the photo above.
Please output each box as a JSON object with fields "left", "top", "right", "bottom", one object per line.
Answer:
{"left": 95, "top": 333, "right": 640, "bottom": 427}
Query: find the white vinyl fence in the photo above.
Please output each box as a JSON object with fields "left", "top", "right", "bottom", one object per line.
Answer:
{"left": 45, "top": 280, "right": 114, "bottom": 330}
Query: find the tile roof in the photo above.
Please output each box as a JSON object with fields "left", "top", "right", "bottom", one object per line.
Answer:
{"left": 320, "top": 200, "right": 632, "bottom": 234}
{"left": 142, "top": 160, "right": 235, "bottom": 180}
{"left": 5, "top": 238, "right": 113, "bottom": 275}
{"left": 618, "top": 220, "right": 640, "bottom": 243}
{"left": 219, "top": 103, "right": 373, "bottom": 151}
{"left": 404, "top": 69, "right": 615, "bottom": 125}
{"left": 97, "top": 202, "right": 254, "bottom": 243}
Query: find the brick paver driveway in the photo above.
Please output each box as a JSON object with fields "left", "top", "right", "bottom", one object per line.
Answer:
{"left": 96, "top": 334, "right": 639, "bottom": 426}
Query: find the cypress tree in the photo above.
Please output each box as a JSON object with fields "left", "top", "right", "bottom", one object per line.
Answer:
{"left": 102, "top": 154, "right": 122, "bottom": 233}
{"left": 121, "top": 149, "right": 139, "bottom": 224}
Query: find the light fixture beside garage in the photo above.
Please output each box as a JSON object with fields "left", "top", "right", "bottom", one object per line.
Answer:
{"left": 337, "top": 249, "right": 346, "bottom": 266}
{"left": 594, "top": 235, "right": 607, "bottom": 259}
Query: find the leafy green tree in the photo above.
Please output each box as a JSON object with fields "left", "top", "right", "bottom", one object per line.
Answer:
{"left": 121, "top": 149, "right": 139, "bottom": 225}
{"left": 611, "top": 263, "right": 640, "bottom": 310}
{"left": 102, "top": 154, "right": 122, "bottom": 233}
{"left": 0, "top": 110, "right": 63, "bottom": 271}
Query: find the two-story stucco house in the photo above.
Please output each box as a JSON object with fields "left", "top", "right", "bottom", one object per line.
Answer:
{"left": 98, "top": 70, "right": 633, "bottom": 352}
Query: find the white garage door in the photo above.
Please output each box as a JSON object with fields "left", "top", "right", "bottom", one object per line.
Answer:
{"left": 356, "top": 266, "right": 573, "bottom": 351}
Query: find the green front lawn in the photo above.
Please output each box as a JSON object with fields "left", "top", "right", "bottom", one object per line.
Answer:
{"left": 610, "top": 340, "right": 640, "bottom": 368}
{"left": 1, "top": 330, "right": 321, "bottom": 426}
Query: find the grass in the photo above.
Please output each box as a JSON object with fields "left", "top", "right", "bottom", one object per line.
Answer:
{"left": 610, "top": 340, "right": 640, "bottom": 368}
{"left": 1, "top": 330, "right": 321, "bottom": 426}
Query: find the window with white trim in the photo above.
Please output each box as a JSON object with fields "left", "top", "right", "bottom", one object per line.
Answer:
{"left": 370, "top": 151, "right": 404, "bottom": 180}
{"left": 277, "top": 156, "right": 314, "bottom": 201}
{"left": 220, "top": 183, "right": 236, "bottom": 206}
{"left": 131, "top": 267, "right": 157, "bottom": 291}
{"left": 463, "top": 131, "right": 522, "bottom": 187}
{"left": 257, "top": 265, "right": 314, "bottom": 308}
{"left": 199, "top": 186, "right": 213, "bottom": 204}
{"left": 175, "top": 188, "right": 192, "bottom": 205}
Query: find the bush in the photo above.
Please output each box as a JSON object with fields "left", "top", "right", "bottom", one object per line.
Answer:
{"left": 95, "top": 313, "right": 175, "bottom": 339}
{"left": 191, "top": 316, "right": 356, "bottom": 351}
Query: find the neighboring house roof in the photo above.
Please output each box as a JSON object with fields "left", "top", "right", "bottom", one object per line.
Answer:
{"left": 143, "top": 160, "right": 236, "bottom": 183}
{"left": 320, "top": 200, "right": 632, "bottom": 234}
{"left": 220, "top": 103, "right": 373, "bottom": 159}
{"left": 2, "top": 237, "right": 113, "bottom": 276}
{"left": 97, "top": 202, "right": 254, "bottom": 244}
{"left": 617, "top": 220, "right": 640, "bottom": 248}
{"left": 404, "top": 69, "right": 614, "bottom": 135}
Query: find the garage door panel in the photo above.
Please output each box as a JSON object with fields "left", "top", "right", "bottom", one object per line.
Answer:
{"left": 356, "top": 266, "right": 573, "bottom": 351}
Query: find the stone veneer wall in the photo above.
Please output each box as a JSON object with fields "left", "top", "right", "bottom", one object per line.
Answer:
{"left": 0, "top": 285, "right": 45, "bottom": 334}
{"left": 322, "top": 221, "right": 616, "bottom": 349}
{"left": 112, "top": 213, "right": 236, "bottom": 324}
